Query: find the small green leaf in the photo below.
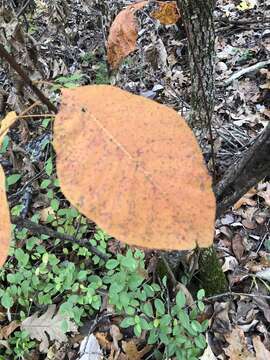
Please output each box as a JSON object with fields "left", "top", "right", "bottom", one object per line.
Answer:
{"left": 159, "top": 332, "right": 170, "bottom": 345}
{"left": 176, "top": 291, "right": 186, "bottom": 308}
{"left": 42, "top": 253, "right": 49, "bottom": 265}
{"left": 140, "top": 317, "right": 150, "bottom": 330}
{"left": 42, "top": 118, "right": 51, "bottom": 128}
{"left": 194, "top": 334, "right": 207, "bottom": 349}
{"left": 105, "top": 259, "right": 119, "bottom": 270}
{"left": 201, "top": 319, "right": 209, "bottom": 332}
{"left": 15, "top": 249, "right": 29, "bottom": 267}
{"left": 191, "top": 320, "right": 202, "bottom": 332}
{"left": 154, "top": 299, "right": 165, "bottom": 316}
{"left": 126, "top": 306, "right": 136, "bottom": 315}
{"left": 120, "top": 292, "right": 130, "bottom": 308}
{"left": 41, "top": 179, "right": 51, "bottom": 189}
{"left": 197, "top": 289, "right": 205, "bottom": 301}
{"left": 197, "top": 300, "right": 205, "bottom": 312}
{"left": 120, "top": 317, "right": 135, "bottom": 328}
{"left": 121, "top": 256, "right": 137, "bottom": 271}
{"left": 148, "top": 329, "right": 158, "bottom": 344}
{"left": 7, "top": 174, "right": 21, "bottom": 186}
{"left": 50, "top": 198, "right": 59, "bottom": 211}
{"left": 45, "top": 158, "right": 53, "bottom": 176}
{"left": 1, "top": 293, "right": 14, "bottom": 309}
{"left": 134, "top": 323, "right": 142, "bottom": 337}
{"left": 160, "top": 314, "right": 171, "bottom": 327}
{"left": 151, "top": 283, "right": 161, "bottom": 292}
{"left": 0, "top": 135, "right": 9, "bottom": 154}
{"left": 178, "top": 309, "right": 190, "bottom": 329}
{"left": 142, "top": 302, "right": 154, "bottom": 317}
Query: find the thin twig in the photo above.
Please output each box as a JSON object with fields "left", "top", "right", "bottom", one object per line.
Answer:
{"left": 0, "top": 44, "right": 57, "bottom": 113}
{"left": 223, "top": 59, "right": 270, "bottom": 86}
{"left": 12, "top": 216, "right": 110, "bottom": 261}
{"left": 205, "top": 291, "right": 270, "bottom": 302}
{"left": 17, "top": 0, "right": 32, "bottom": 17}
{"left": 217, "top": 17, "right": 270, "bottom": 25}
{"left": 160, "top": 253, "right": 177, "bottom": 286}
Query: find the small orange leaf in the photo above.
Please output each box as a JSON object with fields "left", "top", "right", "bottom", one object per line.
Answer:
{"left": 107, "top": 1, "right": 148, "bottom": 69}
{"left": 0, "top": 111, "right": 17, "bottom": 144}
{"left": 54, "top": 85, "right": 216, "bottom": 251}
{"left": 122, "top": 340, "right": 151, "bottom": 359}
{"left": 151, "top": 1, "right": 180, "bottom": 25}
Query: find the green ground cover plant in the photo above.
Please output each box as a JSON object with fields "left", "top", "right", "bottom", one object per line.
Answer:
{"left": 0, "top": 68, "right": 208, "bottom": 360}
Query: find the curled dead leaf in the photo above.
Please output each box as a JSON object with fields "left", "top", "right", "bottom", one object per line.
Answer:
{"left": 233, "top": 187, "right": 257, "bottom": 210}
{"left": 253, "top": 335, "right": 270, "bottom": 359}
{"left": 107, "top": 1, "right": 148, "bottom": 69}
{"left": 224, "top": 327, "right": 256, "bottom": 360}
{"left": 0, "top": 320, "right": 20, "bottom": 340}
{"left": 232, "top": 233, "right": 245, "bottom": 261}
{"left": 122, "top": 340, "right": 151, "bottom": 360}
{"left": 54, "top": 85, "right": 216, "bottom": 251}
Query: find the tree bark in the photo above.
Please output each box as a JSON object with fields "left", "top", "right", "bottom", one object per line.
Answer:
{"left": 160, "top": 0, "right": 228, "bottom": 296}
{"left": 177, "top": 0, "right": 215, "bottom": 129}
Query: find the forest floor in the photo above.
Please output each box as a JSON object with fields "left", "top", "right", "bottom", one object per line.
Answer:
{"left": 0, "top": 0, "right": 269, "bottom": 359}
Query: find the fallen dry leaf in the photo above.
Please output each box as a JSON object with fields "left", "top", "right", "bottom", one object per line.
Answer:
{"left": 21, "top": 305, "right": 77, "bottom": 353}
{"left": 233, "top": 187, "right": 257, "bottom": 209}
{"left": 107, "top": 1, "right": 148, "bottom": 69}
{"left": 212, "top": 302, "right": 231, "bottom": 334}
{"left": 39, "top": 207, "right": 55, "bottom": 223}
{"left": 253, "top": 335, "right": 270, "bottom": 359}
{"left": 78, "top": 334, "right": 102, "bottom": 360}
{"left": 0, "top": 320, "right": 20, "bottom": 340}
{"left": 122, "top": 340, "right": 151, "bottom": 360}
{"left": 257, "top": 182, "right": 270, "bottom": 207}
{"left": 151, "top": 1, "right": 180, "bottom": 25}
{"left": 253, "top": 296, "right": 270, "bottom": 323}
{"left": 110, "top": 325, "right": 123, "bottom": 350}
{"left": 232, "top": 233, "right": 245, "bottom": 261}
{"left": 224, "top": 327, "right": 256, "bottom": 359}
{"left": 54, "top": 85, "right": 216, "bottom": 250}
{"left": 95, "top": 332, "right": 111, "bottom": 351}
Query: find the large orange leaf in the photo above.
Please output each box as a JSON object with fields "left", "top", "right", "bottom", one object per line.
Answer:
{"left": 0, "top": 111, "right": 16, "bottom": 267}
{"left": 107, "top": 1, "right": 148, "bottom": 69}
{"left": 54, "top": 85, "right": 216, "bottom": 250}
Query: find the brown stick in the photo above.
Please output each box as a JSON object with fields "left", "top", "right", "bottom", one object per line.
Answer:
{"left": 0, "top": 44, "right": 57, "bottom": 113}
{"left": 12, "top": 216, "right": 109, "bottom": 260}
